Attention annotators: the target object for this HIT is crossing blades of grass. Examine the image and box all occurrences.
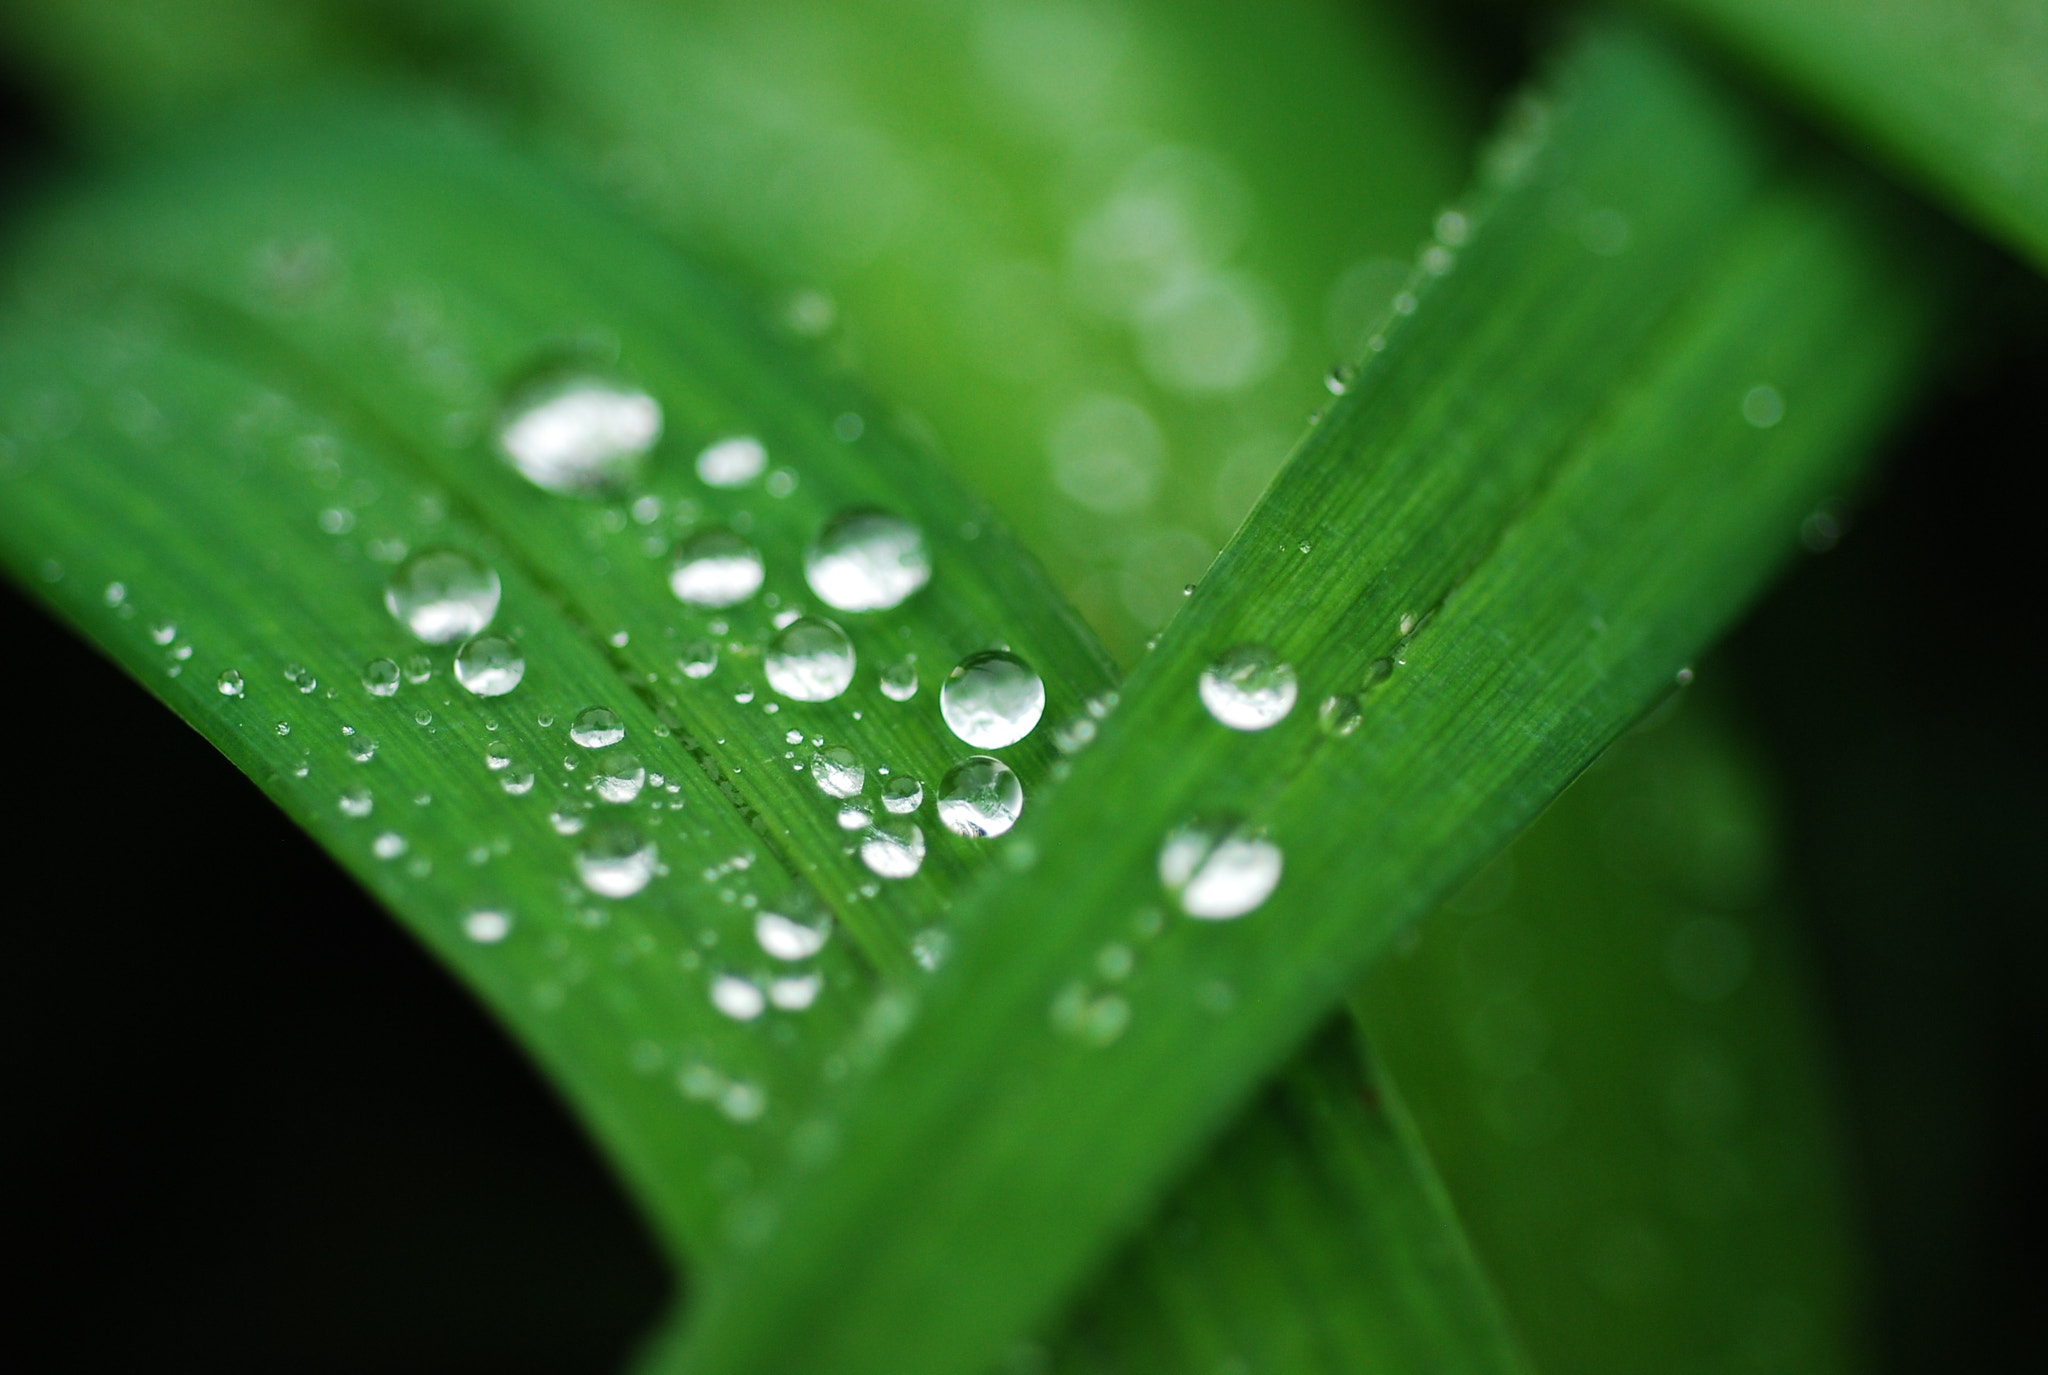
[1642,0,2048,273]
[663,23,1945,1375]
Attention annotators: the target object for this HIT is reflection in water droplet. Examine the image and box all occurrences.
[669,528,763,608]
[941,650,1045,748]
[453,635,524,696]
[881,775,924,814]
[879,658,918,701]
[765,617,856,702]
[680,640,718,679]
[591,749,646,804]
[712,974,766,1021]
[570,706,625,748]
[804,511,931,612]
[464,909,512,943]
[810,745,865,799]
[696,435,768,488]
[385,549,501,644]
[936,756,1024,838]
[1158,817,1283,919]
[756,911,830,961]
[497,373,661,493]
[362,658,400,697]
[860,817,926,879]
[1317,693,1362,736]
[338,786,372,818]
[217,669,244,697]
[1199,645,1296,730]
[577,824,657,897]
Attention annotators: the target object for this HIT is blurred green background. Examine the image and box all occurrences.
[0,2,2040,1372]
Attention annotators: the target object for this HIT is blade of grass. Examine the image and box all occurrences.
[664,23,1946,1375]
[1637,0,2048,274]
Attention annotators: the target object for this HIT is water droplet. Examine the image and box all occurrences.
[497,372,661,493]
[485,740,512,770]
[765,617,856,702]
[570,706,625,748]
[879,657,918,702]
[911,928,951,972]
[1198,645,1296,730]
[384,549,501,644]
[346,735,378,763]
[733,684,755,705]
[104,581,127,607]
[1052,717,1097,753]
[696,435,768,488]
[809,745,864,799]
[577,825,657,897]
[282,662,316,693]
[1097,943,1135,981]
[860,817,926,879]
[1049,982,1130,1045]
[403,654,434,684]
[936,756,1024,838]
[1741,384,1784,428]
[837,801,874,830]
[669,528,763,608]
[881,775,923,814]
[940,650,1044,748]
[372,832,407,859]
[414,708,434,726]
[550,799,590,835]
[464,909,512,943]
[769,973,822,1010]
[276,722,291,736]
[679,639,718,679]
[1158,818,1283,919]
[362,658,400,696]
[804,511,931,612]
[453,635,524,697]
[502,771,535,795]
[591,750,646,804]
[756,911,830,961]
[216,669,245,697]
[1317,693,1363,737]
[338,786,373,818]
[711,974,765,1021]
[148,619,177,646]
[1325,363,1355,395]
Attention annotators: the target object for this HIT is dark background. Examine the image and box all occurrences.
[2,21,2042,1375]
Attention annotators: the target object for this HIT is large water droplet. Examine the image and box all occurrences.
[670,528,763,608]
[570,706,625,748]
[879,658,918,701]
[1198,645,1296,730]
[810,745,864,799]
[497,373,661,494]
[756,911,830,961]
[362,657,400,697]
[696,435,767,488]
[1158,817,1283,919]
[936,756,1024,838]
[941,650,1044,748]
[881,775,924,814]
[454,635,524,697]
[591,750,646,804]
[385,549,501,644]
[804,511,931,612]
[860,817,926,879]
[577,825,657,897]
[765,617,856,702]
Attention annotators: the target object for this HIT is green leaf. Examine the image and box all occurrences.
[665,24,1942,1375]
[1641,0,2048,273]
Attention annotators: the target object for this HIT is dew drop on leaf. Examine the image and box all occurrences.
[453,635,524,697]
[881,775,924,814]
[696,435,767,488]
[1158,817,1283,919]
[569,705,625,748]
[496,372,661,494]
[463,909,512,943]
[770,974,823,1010]
[936,756,1024,838]
[809,744,865,799]
[756,911,830,961]
[403,654,434,684]
[338,786,372,818]
[1198,645,1297,730]
[148,619,177,646]
[550,799,591,835]
[859,817,926,879]
[711,974,766,1022]
[216,669,244,697]
[838,801,874,831]
[372,832,406,860]
[1317,692,1363,736]
[502,770,536,796]
[591,749,646,804]
[384,549,501,644]
[765,616,856,702]
[804,510,931,612]
[940,650,1045,748]
[362,657,400,696]
[679,639,718,679]
[879,657,918,701]
[485,741,512,771]
[669,528,764,608]
[576,824,656,897]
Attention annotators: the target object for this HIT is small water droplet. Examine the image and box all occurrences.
[804,511,931,612]
[669,528,763,608]
[212,668,245,698]
[837,801,874,831]
[1325,363,1355,395]
[414,708,434,726]
[833,412,864,442]
[810,745,864,799]
[464,909,512,943]
[103,581,127,607]
[1097,943,1135,981]
[550,799,590,835]
[756,911,830,961]
[696,435,768,488]
[404,654,434,684]
[733,684,756,705]
[569,706,625,748]
[881,775,923,814]
[576,824,657,897]
[372,831,407,860]
[275,721,291,736]
[485,740,512,770]
[1052,717,1097,753]
[911,927,952,972]
[453,635,524,697]
[860,817,926,879]
[711,974,765,1021]
[936,756,1024,838]
[679,639,719,679]
[1198,646,1296,730]
[1317,693,1363,737]
[148,619,177,646]
[769,973,822,1010]
[765,617,856,702]
[347,735,378,763]
[940,650,1044,748]
[879,658,918,702]
[362,658,400,696]
[1158,818,1283,919]
[385,549,501,644]
[497,371,661,493]
[338,786,373,818]
[502,771,535,795]
[1742,384,1784,428]
[591,750,646,804]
